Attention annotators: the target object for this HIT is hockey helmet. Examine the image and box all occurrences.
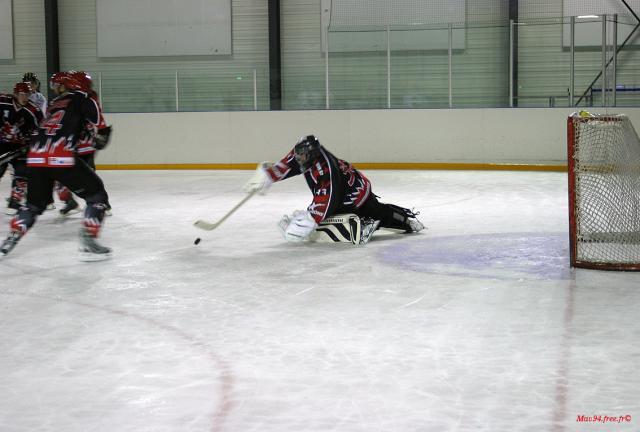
[14,82,33,95]
[22,72,40,89]
[49,71,68,89]
[294,135,321,170]
[60,75,83,91]
[69,70,93,92]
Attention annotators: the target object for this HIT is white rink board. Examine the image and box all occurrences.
[98,108,640,166]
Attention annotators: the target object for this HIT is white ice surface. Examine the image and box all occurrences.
[0,170,638,432]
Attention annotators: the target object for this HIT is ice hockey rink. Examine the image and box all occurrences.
[0,169,637,432]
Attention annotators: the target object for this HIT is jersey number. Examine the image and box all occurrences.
[42,110,65,136]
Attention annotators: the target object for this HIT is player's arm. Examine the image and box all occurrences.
[243,148,302,194]
[306,164,341,224]
[79,92,100,126]
[21,104,43,137]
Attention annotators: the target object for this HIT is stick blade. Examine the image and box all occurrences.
[194,220,218,231]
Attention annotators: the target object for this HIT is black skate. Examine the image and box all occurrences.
[403,208,425,233]
[59,198,80,217]
[406,217,425,233]
[5,198,20,216]
[79,228,112,262]
[388,204,425,233]
[0,231,22,257]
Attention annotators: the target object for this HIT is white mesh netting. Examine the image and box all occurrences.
[571,114,640,268]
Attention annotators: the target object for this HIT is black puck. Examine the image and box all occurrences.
[194,237,201,245]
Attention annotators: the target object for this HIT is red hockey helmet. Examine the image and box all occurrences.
[13,82,33,95]
[69,70,93,92]
[50,71,82,91]
[60,75,83,91]
[49,71,69,89]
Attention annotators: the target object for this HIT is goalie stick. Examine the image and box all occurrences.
[194,190,258,231]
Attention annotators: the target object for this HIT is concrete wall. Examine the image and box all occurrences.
[97,108,640,167]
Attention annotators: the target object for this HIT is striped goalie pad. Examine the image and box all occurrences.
[314,214,379,245]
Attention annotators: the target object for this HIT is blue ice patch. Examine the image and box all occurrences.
[378,232,571,281]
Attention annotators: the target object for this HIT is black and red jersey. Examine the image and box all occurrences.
[76,91,107,156]
[0,94,43,150]
[28,90,99,168]
[266,146,372,223]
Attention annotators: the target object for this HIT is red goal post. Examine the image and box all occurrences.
[568,112,640,271]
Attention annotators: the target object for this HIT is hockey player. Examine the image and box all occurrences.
[56,70,113,217]
[0,73,111,261]
[244,135,424,243]
[0,82,44,214]
[22,72,47,115]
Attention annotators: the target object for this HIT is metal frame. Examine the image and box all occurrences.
[567,114,640,271]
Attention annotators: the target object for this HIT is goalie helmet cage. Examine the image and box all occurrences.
[567,113,640,271]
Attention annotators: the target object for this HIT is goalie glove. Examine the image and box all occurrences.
[243,161,273,194]
[278,210,317,242]
[94,125,113,150]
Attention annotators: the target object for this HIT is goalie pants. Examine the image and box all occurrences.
[11,158,109,237]
[349,195,414,231]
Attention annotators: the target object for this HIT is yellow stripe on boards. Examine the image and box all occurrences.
[96,162,568,172]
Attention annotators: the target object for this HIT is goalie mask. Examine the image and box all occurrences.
[294,135,321,171]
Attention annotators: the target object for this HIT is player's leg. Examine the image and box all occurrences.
[355,195,424,232]
[54,160,111,260]
[79,152,111,215]
[5,158,28,215]
[56,183,80,216]
[0,162,9,211]
[0,168,53,257]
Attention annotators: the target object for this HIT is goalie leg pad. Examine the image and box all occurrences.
[315,214,379,245]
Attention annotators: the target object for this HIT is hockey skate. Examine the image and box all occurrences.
[406,217,425,233]
[5,198,20,216]
[0,231,22,257]
[59,198,80,217]
[79,228,111,262]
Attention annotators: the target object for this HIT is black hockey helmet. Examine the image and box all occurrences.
[22,72,40,90]
[294,135,321,170]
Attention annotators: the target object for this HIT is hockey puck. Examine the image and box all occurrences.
[194,237,201,245]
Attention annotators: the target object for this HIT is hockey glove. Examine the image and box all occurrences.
[243,161,273,194]
[1,122,19,142]
[94,125,113,150]
[280,210,317,242]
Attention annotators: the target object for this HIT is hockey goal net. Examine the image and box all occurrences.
[568,112,640,270]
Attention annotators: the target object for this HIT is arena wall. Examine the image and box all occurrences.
[96,108,640,170]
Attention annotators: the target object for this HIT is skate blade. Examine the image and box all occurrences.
[78,251,112,262]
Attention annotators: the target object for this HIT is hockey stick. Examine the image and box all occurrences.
[0,145,28,166]
[194,190,258,231]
